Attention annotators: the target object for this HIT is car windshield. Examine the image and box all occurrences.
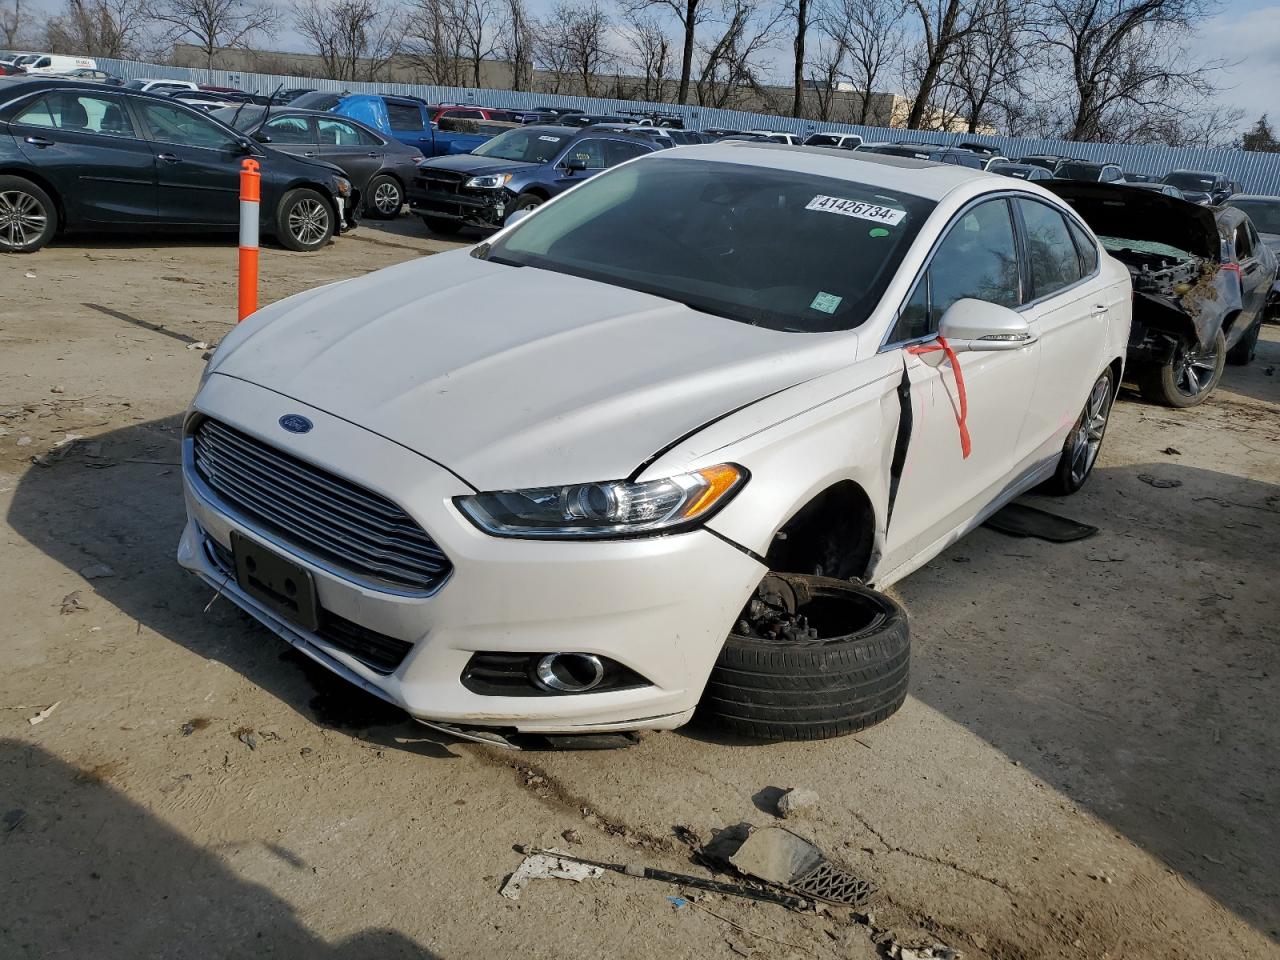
[1225,200,1280,234]
[212,105,265,130]
[483,156,935,333]
[472,128,566,163]
[1163,172,1216,190]
[1058,163,1104,180]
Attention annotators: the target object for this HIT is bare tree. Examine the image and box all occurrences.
[622,13,672,100]
[543,0,610,97]
[625,0,709,104]
[804,34,844,121]
[404,0,467,85]
[293,0,400,81]
[695,0,782,109]
[901,0,984,129]
[43,0,152,57]
[499,0,535,90]
[148,0,279,70]
[786,0,810,116]
[824,0,904,124]
[451,0,498,87]
[1,0,28,47]
[944,0,1026,132]
[1033,0,1227,142]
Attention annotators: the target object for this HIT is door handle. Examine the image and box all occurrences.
[157,152,182,163]
[1091,303,1109,316]
[24,135,53,147]
[303,151,315,157]
[366,152,381,158]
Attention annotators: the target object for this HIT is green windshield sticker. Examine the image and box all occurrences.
[869,227,890,238]
[810,292,843,314]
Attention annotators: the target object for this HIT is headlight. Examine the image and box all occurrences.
[332,176,352,197]
[456,464,747,539]
[465,173,513,189]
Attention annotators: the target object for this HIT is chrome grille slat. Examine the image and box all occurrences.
[192,419,451,592]
[194,433,446,563]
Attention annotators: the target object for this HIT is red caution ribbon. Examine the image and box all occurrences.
[906,337,971,459]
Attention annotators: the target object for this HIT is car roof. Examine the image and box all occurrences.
[1225,194,1280,203]
[667,140,1016,201]
[0,75,225,107]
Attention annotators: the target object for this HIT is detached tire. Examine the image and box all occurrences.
[276,188,334,252]
[0,176,57,253]
[700,577,909,742]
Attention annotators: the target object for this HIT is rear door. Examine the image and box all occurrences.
[130,96,244,226]
[1235,220,1269,322]
[314,116,384,190]
[8,89,155,224]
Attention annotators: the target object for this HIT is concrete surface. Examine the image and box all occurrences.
[1,220,1277,960]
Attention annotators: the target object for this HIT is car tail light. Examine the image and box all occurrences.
[1221,262,1242,277]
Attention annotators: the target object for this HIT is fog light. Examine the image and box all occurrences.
[535,653,605,693]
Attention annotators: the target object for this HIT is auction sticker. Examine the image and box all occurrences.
[538,135,561,142]
[805,195,905,225]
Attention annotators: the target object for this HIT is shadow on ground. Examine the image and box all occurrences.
[6,414,1279,941]
[0,739,440,959]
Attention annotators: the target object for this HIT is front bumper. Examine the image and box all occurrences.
[178,375,765,733]
[407,184,505,228]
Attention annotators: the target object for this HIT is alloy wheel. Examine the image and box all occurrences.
[0,190,47,250]
[1173,340,1219,398]
[1069,374,1112,487]
[373,181,400,215]
[287,198,330,246]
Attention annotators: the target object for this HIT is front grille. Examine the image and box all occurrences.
[191,418,450,593]
[203,536,413,674]
[416,170,464,194]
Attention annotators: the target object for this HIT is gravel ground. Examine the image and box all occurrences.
[2,221,1277,960]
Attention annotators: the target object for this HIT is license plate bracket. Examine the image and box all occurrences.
[230,531,320,632]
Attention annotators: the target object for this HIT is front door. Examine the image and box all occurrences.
[9,89,156,224]
[129,97,244,226]
[880,197,1040,572]
[256,113,318,162]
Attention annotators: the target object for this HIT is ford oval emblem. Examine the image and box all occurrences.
[278,414,313,434]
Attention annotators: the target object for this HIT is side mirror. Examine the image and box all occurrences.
[235,137,255,154]
[252,130,271,143]
[936,298,1036,352]
[505,207,534,227]
[564,155,587,174]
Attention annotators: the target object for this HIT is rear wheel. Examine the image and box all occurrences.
[1044,367,1114,495]
[0,176,57,253]
[420,215,463,235]
[276,188,334,251]
[1226,316,1262,366]
[1138,329,1225,407]
[699,575,910,742]
[365,175,403,219]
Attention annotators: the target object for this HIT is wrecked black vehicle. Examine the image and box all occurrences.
[1048,182,1278,406]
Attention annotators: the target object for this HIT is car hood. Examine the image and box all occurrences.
[1044,181,1220,259]
[418,153,536,176]
[208,251,853,490]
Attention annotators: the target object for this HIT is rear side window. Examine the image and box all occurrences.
[604,139,651,165]
[13,92,136,138]
[1234,223,1253,259]
[386,102,424,131]
[318,117,377,146]
[1066,217,1099,275]
[1017,199,1084,298]
[568,138,610,169]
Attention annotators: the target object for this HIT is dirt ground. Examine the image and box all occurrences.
[2,220,1277,960]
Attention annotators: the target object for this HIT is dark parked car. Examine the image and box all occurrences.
[214,105,421,219]
[802,131,863,150]
[1049,182,1278,404]
[1160,170,1240,205]
[559,113,629,127]
[0,77,357,253]
[987,162,1054,181]
[271,87,316,104]
[52,68,123,85]
[407,123,661,234]
[1224,195,1280,318]
[859,142,986,168]
[1055,160,1125,183]
[1126,182,1184,199]
[1015,154,1070,172]
[664,129,710,145]
[1123,171,1155,183]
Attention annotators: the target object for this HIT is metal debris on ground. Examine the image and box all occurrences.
[896,946,962,959]
[1162,446,1182,455]
[501,848,604,901]
[59,590,88,614]
[729,826,874,906]
[186,341,210,351]
[79,563,116,580]
[775,788,820,819]
[27,701,62,726]
[1138,474,1182,488]
[237,729,258,750]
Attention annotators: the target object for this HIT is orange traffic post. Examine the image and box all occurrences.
[237,158,260,322]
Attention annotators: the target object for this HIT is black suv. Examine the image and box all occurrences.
[0,76,357,253]
[1161,170,1241,205]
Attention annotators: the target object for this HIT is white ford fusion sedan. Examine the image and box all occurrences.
[179,142,1131,744]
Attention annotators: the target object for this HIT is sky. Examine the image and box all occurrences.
[23,0,1280,133]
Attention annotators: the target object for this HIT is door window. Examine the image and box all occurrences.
[385,102,424,131]
[1017,199,1084,298]
[567,139,610,169]
[442,108,484,119]
[14,91,137,138]
[888,199,1020,342]
[604,139,651,165]
[261,115,314,144]
[1234,222,1253,260]
[1066,217,1099,275]
[135,99,238,150]
[317,117,373,146]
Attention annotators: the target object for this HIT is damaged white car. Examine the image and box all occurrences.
[179,144,1130,745]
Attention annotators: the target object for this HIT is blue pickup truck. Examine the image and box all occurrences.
[288,92,510,156]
